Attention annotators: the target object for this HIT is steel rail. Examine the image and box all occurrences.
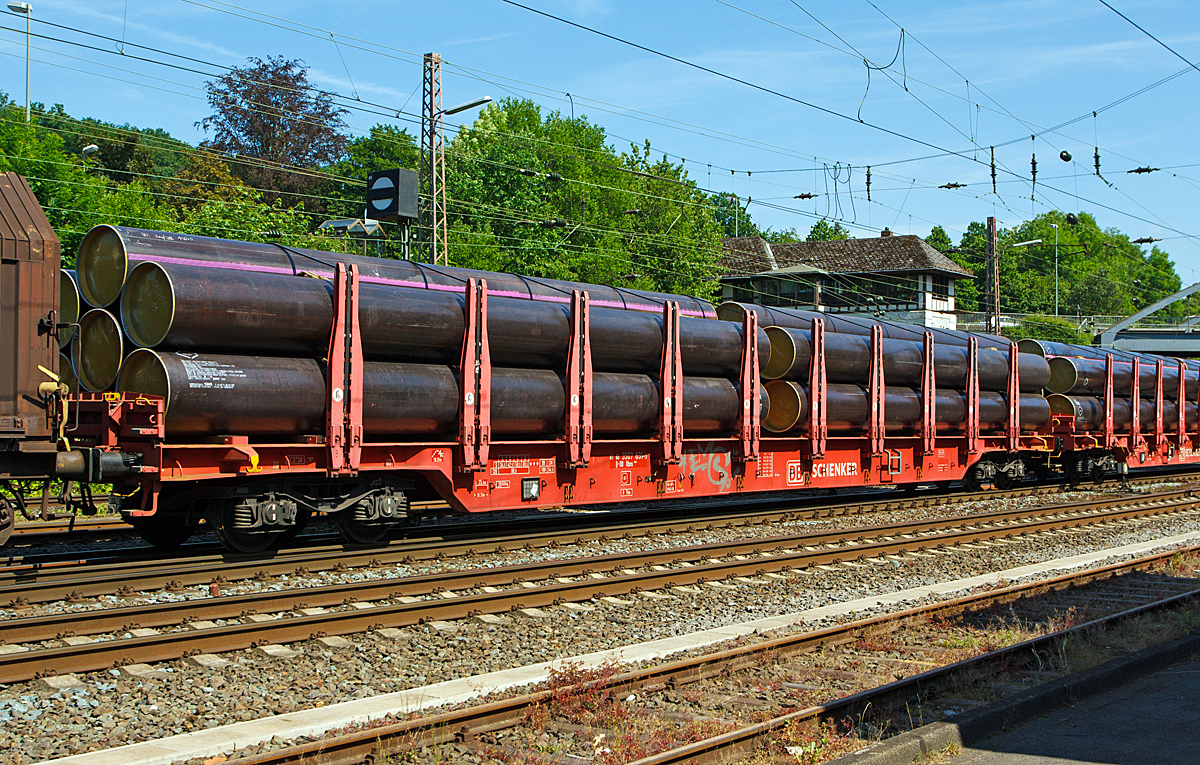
[10,517,131,541]
[0,491,1195,683]
[228,544,1200,765]
[2,467,1186,566]
[0,489,1053,602]
[0,475,1181,606]
[3,489,1191,645]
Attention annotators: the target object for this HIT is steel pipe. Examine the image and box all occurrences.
[1018,339,1199,373]
[59,269,87,348]
[1047,393,1198,432]
[763,380,1049,434]
[717,302,1009,349]
[762,326,1050,392]
[75,308,124,392]
[1046,356,1199,397]
[76,224,716,318]
[119,261,768,376]
[57,351,77,393]
[117,350,766,438]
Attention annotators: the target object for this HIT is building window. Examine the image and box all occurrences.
[932,276,950,297]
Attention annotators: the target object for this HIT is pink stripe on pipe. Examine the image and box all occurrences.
[128,252,716,317]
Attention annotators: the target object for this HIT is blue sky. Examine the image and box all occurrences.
[3,0,1200,281]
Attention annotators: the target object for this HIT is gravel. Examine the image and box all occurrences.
[0,483,1159,622]
[1,481,1198,762]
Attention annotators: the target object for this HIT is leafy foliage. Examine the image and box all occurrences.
[1001,315,1094,344]
[197,56,348,207]
[446,99,723,297]
[806,219,850,242]
[0,50,1188,316]
[952,211,1183,322]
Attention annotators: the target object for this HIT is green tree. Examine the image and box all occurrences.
[806,219,849,241]
[762,226,803,244]
[955,211,1184,336]
[198,56,348,207]
[445,99,722,298]
[924,225,952,252]
[710,191,759,239]
[0,98,174,259]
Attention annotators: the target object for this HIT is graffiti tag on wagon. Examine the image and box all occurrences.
[684,444,733,490]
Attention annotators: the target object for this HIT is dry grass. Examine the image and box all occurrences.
[1053,605,1198,676]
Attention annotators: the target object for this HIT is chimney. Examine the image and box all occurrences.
[880,228,893,238]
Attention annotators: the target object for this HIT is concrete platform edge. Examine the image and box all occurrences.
[828,631,1200,765]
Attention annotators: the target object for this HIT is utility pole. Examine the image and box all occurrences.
[1050,223,1059,316]
[421,52,448,266]
[8,3,32,123]
[987,216,1000,334]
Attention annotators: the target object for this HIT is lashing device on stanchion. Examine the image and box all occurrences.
[1131,358,1143,451]
[1006,340,1021,452]
[737,310,760,463]
[326,263,363,476]
[564,290,593,468]
[867,325,885,457]
[920,332,936,457]
[1103,354,1116,450]
[808,318,827,460]
[1153,360,1165,451]
[459,278,492,472]
[1176,360,1187,448]
[966,337,980,454]
[657,301,683,465]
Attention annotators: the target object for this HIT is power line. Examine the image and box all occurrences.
[497,0,984,160]
[1096,0,1200,75]
[9,3,1197,269]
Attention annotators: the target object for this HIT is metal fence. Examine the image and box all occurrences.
[953,312,1200,334]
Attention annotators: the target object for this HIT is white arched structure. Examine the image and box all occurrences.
[1100,282,1200,353]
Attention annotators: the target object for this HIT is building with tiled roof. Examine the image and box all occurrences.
[718,229,973,329]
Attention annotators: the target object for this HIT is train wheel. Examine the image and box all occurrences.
[962,465,985,492]
[333,511,393,545]
[0,497,14,546]
[994,471,1017,490]
[210,502,282,554]
[128,513,196,548]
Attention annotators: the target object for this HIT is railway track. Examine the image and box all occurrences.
[3,468,1191,559]
[8,516,131,544]
[227,544,1200,765]
[1,487,1196,684]
[3,472,1188,606]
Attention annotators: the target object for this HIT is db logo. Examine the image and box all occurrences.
[786,461,805,486]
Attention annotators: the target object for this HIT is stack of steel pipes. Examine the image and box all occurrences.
[56,269,84,393]
[1018,339,1200,373]
[71,225,768,439]
[1043,354,1200,432]
[719,302,1053,435]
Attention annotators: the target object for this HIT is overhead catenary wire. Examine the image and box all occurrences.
[12,0,1175,254]
[4,2,1195,275]
[171,0,1200,233]
[0,18,979,245]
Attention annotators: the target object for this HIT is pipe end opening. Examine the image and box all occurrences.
[76,225,129,308]
[118,348,170,404]
[763,380,807,433]
[122,261,176,348]
[76,309,124,392]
